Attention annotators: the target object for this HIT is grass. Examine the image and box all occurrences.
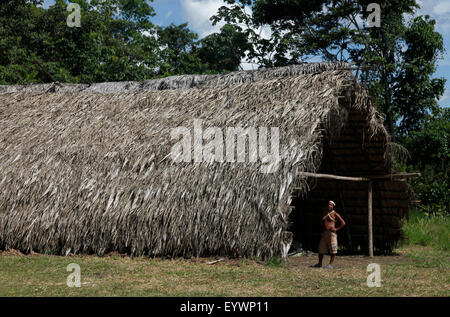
[0,245,448,297]
[1,211,448,297]
[402,210,450,251]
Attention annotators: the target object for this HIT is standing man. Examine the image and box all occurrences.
[312,200,346,268]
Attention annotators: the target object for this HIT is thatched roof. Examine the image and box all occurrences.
[0,62,395,258]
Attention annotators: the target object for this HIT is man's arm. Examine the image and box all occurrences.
[333,212,346,231]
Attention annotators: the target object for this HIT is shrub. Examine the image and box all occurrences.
[403,210,450,251]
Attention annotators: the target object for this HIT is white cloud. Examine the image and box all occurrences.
[433,2,450,15]
[439,88,449,102]
[180,0,271,38]
[415,0,450,33]
[413,0,450,99]
[41,0,55,8]
[240,62,257,70]
[180,0,274,69]
[180,0,226,38]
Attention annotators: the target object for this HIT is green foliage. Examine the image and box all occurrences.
[0,0,161,84]
[212,0,448,216]
[0,1,248,83]
[212,1,446,137]
[156,23,203,76]
[402,109,449,167]
[155,22,252,76]
[390,15,446,135]
[403,210,449,251]
[197,24,251,73]
[399,109,449,214]
[408,166,448,215]
[265,256,283,267]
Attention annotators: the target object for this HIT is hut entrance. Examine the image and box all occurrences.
[287,104,418,256]
[289,179,358,255]
[288,172,418,256]
[288,110,375,255]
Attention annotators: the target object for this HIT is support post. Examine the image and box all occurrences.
[368,181,373,257]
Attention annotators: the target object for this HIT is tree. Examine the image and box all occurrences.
[197,24,251,73]
[156,23,203,76]
[155,22,251,76]
[401,109,450,214]
[0,0,47,84]
[0,0,160,84]
[0,1,249,82]
[211,0,446,136]
[393,16,446,134]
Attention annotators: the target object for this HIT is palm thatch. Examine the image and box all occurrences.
[0,62,409,258]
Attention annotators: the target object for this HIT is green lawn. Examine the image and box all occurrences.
[1,211,448,297]
[0,245,448,296]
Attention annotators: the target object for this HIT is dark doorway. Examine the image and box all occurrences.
[289,179,355,254]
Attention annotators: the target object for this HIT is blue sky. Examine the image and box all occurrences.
[43,0,450,107]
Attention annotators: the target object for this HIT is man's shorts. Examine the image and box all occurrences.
[318,230,338,255]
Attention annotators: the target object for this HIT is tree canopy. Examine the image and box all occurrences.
[212,0,446,137]
[0,0,162,83]
[0,0,250,85]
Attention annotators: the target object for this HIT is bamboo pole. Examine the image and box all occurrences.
[367,173,421,180]
[295,171,420,257]
[368,181,373,257]
[296,171,420,182]
[297,172,369,182]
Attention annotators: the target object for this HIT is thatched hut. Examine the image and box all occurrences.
[0,62,410,258]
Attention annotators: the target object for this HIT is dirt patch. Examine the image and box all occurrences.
[0,248,412,268]
[286,252,414,269]
[0,249,26,256]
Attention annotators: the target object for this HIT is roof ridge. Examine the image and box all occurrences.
[0,62,353,95]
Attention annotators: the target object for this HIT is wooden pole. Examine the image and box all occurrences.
[366,172,421,180]
[295,170,420,257]
[297,171,420,181]
[297,172,369,182]
[368,181,373,257]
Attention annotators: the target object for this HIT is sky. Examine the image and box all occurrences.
[42,0,450,107]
